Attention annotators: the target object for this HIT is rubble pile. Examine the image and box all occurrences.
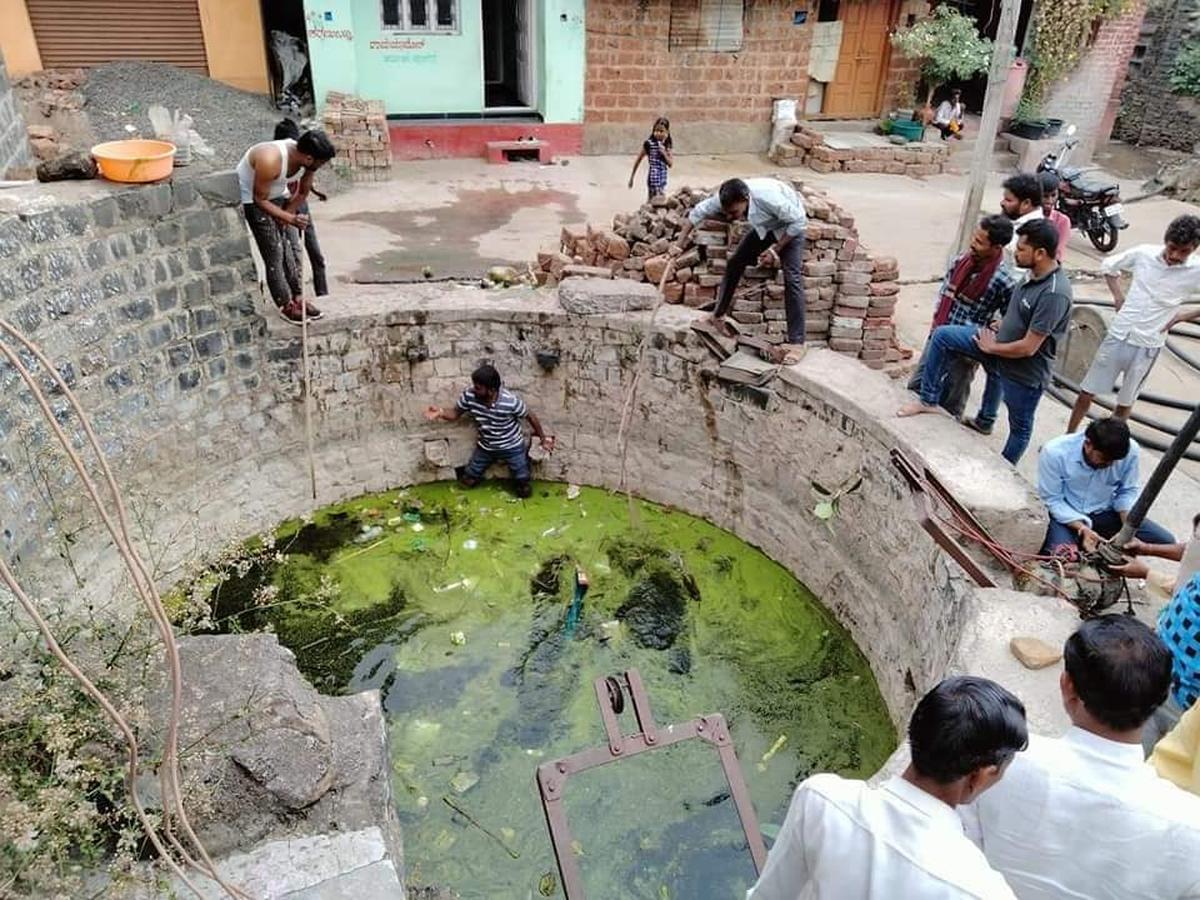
[772,124,949,176]
[321,91,392,181]
[533,183,906,368]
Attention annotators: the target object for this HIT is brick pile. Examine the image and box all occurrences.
[321,92,391,181]
[533,183,907,369]
[772,124,949,176]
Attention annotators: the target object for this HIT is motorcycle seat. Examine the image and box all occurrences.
[1064,169,1119,195]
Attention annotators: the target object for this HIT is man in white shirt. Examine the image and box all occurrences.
[934,88,966,141]
[964,614,1200,899]
[748,676,1025,899]
[1067,214,1200,432]
[999,173,1045,273]
[676,177,808,365]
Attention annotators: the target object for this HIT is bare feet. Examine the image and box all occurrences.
[897,401,941,418]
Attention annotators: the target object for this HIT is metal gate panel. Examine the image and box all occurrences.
[26,0,209,73]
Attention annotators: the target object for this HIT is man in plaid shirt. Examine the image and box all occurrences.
[908,215,1017,417]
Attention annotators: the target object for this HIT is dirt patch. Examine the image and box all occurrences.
[340,184,582,282]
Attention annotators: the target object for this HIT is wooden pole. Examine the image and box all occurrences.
[950,0,1021,259]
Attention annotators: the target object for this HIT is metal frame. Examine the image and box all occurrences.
[381,0,460,34]
[890,448,997,588]
[536,670,767,899]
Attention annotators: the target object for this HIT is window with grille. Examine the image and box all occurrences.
[381,0,458,32]
[669,0,745,51]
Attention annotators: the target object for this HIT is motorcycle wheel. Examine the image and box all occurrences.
[1088,219,1118,253]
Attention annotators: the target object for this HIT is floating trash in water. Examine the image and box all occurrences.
[566,484,581,500]
[449,770,479,794]
[433,578,474,593]
[538,872,557,897]
[463,539,479,550]
[355,525,383,543]
[387,516,405,527]
[411,522,425,533]
[541,524,569,538]
[757,733,789,772]
[598,620,621,642]
[449,631,467,646]
[403,510,422,523]
[416,796,429,810]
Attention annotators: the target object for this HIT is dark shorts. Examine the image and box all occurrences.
[464,444,531,482]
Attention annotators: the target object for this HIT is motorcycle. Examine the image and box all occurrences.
[1036,125,1128,252]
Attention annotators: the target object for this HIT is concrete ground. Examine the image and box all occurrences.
[312,148,1200,592]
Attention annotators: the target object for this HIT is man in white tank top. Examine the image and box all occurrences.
[236,129,335,324]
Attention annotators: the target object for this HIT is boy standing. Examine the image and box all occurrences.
[1067,215,1200,432]
[424,364,555,498]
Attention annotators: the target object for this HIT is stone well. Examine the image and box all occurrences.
[0,173,1082,891]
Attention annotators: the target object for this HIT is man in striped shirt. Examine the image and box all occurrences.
[424,364,554,498]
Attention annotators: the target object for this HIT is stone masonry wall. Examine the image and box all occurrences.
[583,0,813,154]
[1042,1,1147,160]
[0,175,1046,725]
[0,50,32,178]
[1114,0,1200,151]
[0,172,271,598]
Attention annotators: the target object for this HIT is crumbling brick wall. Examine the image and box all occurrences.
[0,50,32,178]
[1115,0,1200,151]
[583,0,813,155]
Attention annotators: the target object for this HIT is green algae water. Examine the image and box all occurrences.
[201,482,896,898]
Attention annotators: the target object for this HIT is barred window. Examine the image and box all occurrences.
[381,0,458,32]
[669,0,745,52]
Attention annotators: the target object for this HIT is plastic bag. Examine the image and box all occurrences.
[147,105,214,166]
[271,30,307,90]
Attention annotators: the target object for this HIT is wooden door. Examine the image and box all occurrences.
[823,0,894,117]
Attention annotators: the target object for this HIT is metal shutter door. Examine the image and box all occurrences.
[26,0,209,73]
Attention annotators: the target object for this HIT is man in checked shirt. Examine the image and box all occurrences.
[907,215,1017,418]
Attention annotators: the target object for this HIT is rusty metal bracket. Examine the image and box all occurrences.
[891,448,996,588]
[536,669,767,899]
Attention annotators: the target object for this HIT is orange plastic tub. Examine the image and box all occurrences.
[91,139,176,184]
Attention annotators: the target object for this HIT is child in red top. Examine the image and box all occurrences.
[1040,171,1072,262]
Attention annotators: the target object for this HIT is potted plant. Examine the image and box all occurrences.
[890,7,994,118]
[1009,96,1051,139]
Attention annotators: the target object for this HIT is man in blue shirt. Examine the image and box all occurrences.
[1036,416,1175,555]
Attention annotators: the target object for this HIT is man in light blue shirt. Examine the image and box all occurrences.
[1037,416,1175,555]
[676,178,808,365]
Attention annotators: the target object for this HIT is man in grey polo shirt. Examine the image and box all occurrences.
[900,219,1073,464]
[675,177,808,365]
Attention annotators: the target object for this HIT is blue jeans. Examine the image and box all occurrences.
[1042,509,1176,555]
[462,444,531,482]
[918,325,1043,464]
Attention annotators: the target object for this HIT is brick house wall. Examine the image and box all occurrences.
[1042,0,1147,160]
[879,0,932,114]
[1114,0,1200,151]
[583,0,814,155]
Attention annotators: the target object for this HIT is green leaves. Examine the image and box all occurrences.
[1170,44,1200,96]
[889,7,994,92]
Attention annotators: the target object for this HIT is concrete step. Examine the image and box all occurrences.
[164,827,403,899]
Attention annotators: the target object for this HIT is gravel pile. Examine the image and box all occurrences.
[82,61,285,169]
